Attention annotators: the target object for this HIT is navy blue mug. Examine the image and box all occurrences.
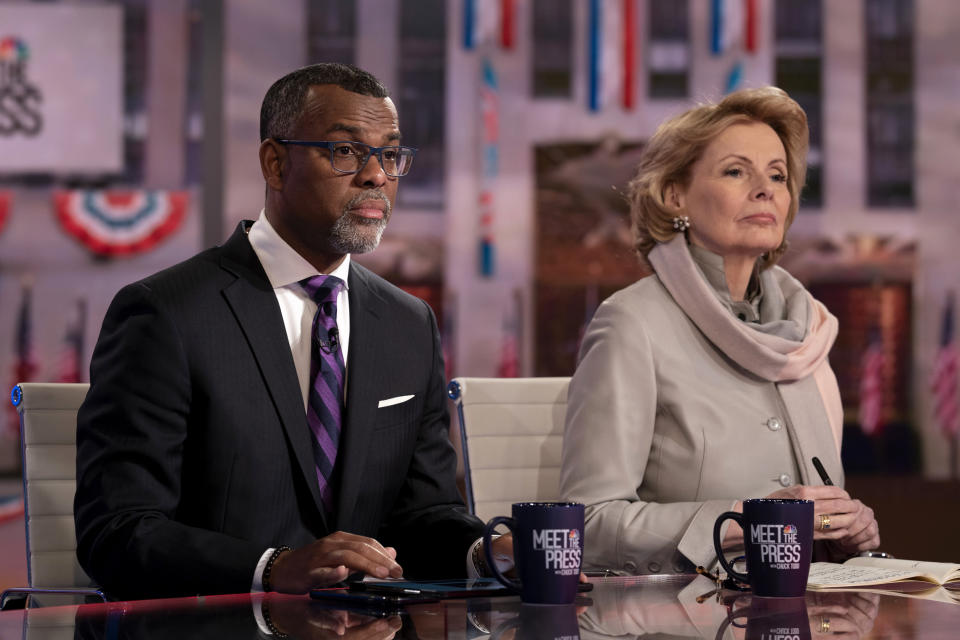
[715,595,811,640]
[483,502,584,605]
[490,604,580,639]
[713,498,814,598]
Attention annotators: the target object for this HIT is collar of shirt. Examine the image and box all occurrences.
[688,243,763,323]
[247,209,351,409]
[247,209,352,290]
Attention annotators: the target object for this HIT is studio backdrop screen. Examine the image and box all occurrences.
[0,4,123,173]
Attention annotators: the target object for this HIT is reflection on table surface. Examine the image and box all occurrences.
[1,574,959,639]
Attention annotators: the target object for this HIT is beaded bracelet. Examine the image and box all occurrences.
[262,546,292,593]
[260,598,289,638]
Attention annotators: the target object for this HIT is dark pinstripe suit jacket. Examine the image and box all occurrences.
[74,222,482,600]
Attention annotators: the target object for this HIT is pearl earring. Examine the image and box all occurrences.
[672,216,690,232]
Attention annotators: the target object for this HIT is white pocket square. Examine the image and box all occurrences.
[378,394,414,408]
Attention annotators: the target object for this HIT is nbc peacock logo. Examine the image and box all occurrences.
[0,35,43,136]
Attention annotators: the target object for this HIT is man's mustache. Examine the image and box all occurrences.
[344,190,392,216]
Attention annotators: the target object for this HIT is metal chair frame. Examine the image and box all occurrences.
[447,379,477,514]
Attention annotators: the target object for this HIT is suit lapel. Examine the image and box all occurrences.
[218,223,328,524]
[336,264,385,529]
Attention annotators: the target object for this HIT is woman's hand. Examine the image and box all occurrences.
[806,591,881,639]
[764,485,880,554]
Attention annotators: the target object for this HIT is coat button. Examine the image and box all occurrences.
[779,473,792,487]
[647,561,661,573]
[766,417,782,431]
[623,561,637,573]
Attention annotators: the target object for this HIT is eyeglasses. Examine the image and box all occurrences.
[276,140,417,177]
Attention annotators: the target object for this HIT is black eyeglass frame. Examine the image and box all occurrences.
[275,139,417,178]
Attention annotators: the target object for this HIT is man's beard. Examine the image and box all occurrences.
[327,190,392,254]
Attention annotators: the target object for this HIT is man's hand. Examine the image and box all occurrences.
[267,594,403,639]
[270,531,403,593]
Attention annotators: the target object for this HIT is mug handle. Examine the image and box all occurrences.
[712,595,753,640]
[483,516,521,590]
[713,511,750,585]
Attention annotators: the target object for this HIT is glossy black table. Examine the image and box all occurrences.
[1,574,959,638]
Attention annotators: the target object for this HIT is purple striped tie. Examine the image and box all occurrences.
[300,275,346,515]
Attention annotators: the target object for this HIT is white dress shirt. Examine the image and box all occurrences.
[247,210,351,409]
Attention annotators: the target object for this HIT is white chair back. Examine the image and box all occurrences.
[447,377,570,523]
[1,382,102,609]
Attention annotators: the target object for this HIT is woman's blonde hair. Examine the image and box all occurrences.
[628,86,809,269]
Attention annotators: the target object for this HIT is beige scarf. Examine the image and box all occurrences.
[648,235,844,456]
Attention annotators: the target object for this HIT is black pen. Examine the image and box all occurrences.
[811,457,833,486]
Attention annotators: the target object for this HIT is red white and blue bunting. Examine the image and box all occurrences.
[0,495,25,526]
[54,190,188,257]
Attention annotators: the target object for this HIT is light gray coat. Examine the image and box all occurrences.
[560,236,844,575]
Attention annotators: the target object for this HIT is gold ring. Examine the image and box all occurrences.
[819,513,831,530]
[819,616,831,633]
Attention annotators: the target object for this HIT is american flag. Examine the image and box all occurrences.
[710,0,759,93]
[858,326,885,435]
[462,0,514,50]
[587,0,637,112]
[496,291,522,378]
[931,293,959,438]
[57,298,87,383]
[0,190,10,236]
[496,331,518,378]
[7,282,37,438]
[477,57,498,277]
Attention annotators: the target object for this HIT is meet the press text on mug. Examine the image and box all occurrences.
[751,524,802,569]
[531,528,582,574]
[766,627,802,640]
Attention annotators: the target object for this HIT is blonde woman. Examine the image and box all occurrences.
[560,87,880,575]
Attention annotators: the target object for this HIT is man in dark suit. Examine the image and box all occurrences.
[75,63,497,600]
